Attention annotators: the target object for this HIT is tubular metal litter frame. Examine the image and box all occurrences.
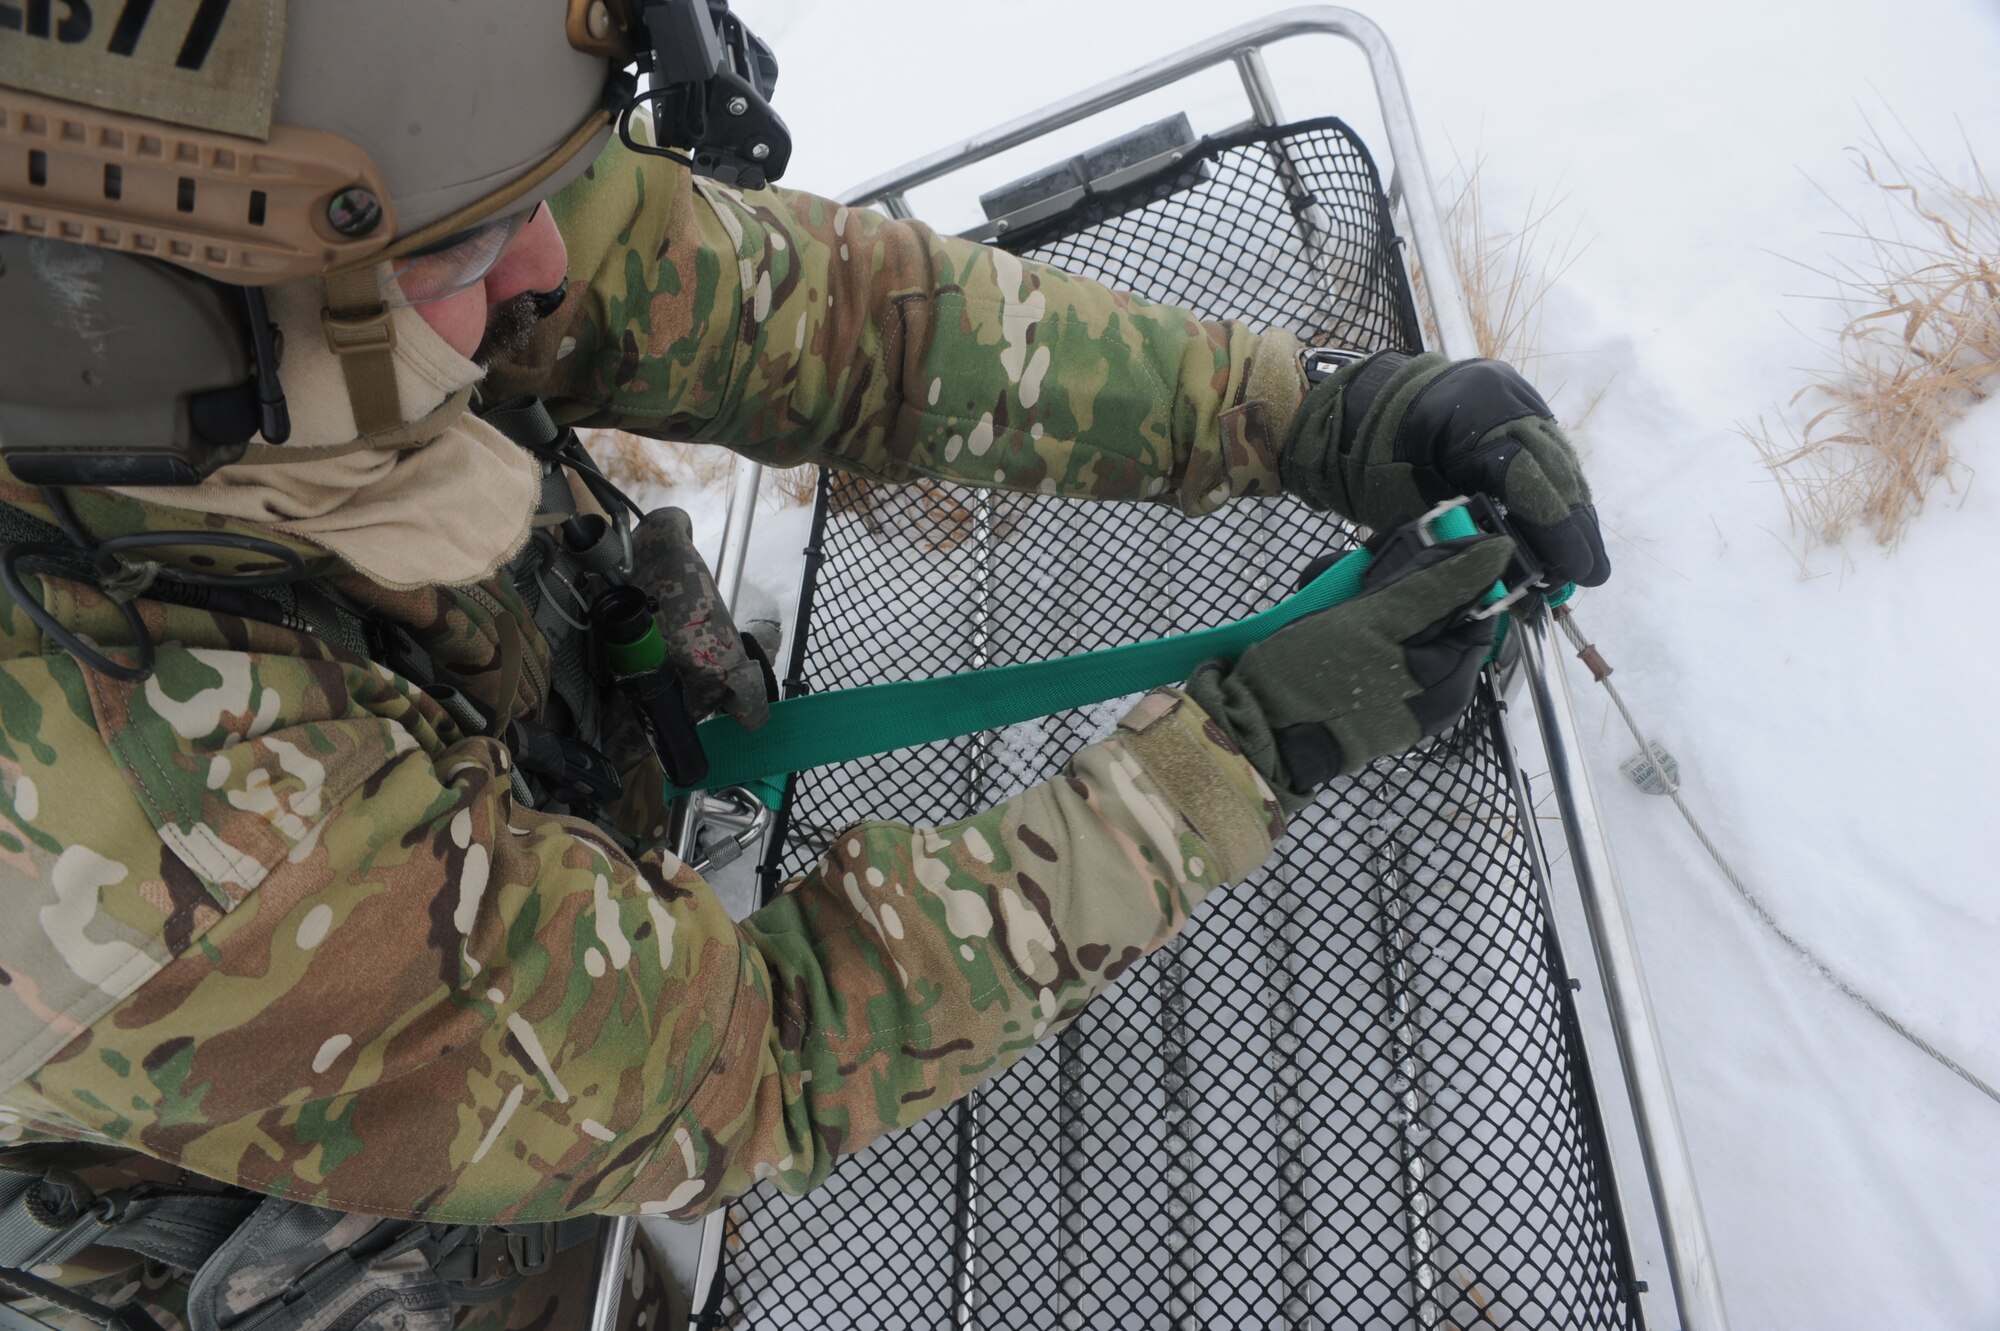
[677,11,1723,1330]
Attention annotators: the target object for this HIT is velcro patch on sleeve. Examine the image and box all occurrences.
[1118,688,1280,885]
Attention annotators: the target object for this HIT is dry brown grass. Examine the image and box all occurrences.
[1437,157,1585,366]
[581,430,724,493]
[770,464,821,505]
[1744,125,1998,550]
[1408,154,1601,437]
[580,429,821,506]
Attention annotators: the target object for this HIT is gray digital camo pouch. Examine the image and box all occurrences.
[186,1201,450,1331]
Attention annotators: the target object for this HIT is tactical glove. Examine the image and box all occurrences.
[1281,352,1610,589]
[630,507,777,730]
[1185,531,1514,814]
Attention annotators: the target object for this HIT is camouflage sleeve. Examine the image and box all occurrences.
[12,663,1280,1220]
[536,142,1305,514]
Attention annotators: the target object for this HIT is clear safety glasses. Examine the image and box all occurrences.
[382,204,543,308]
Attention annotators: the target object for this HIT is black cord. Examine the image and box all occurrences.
[46,481,309,589]
[39,485,98,552]
[0,543,156,683]
[616,97,699,172]
[12,487,313,682]
[91,531,308,588]
[559,445,648,521]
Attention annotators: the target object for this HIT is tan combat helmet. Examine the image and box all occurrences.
[0,0,787,482]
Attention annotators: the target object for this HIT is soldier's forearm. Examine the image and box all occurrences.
[674,687,1285,1210]
[19,687,1277,1223]
[539,142,1305,514]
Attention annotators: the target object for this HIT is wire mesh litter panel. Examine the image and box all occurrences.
[712,121,1641,1330]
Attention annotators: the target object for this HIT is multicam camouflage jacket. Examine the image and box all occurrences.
[0,140,1304,1324]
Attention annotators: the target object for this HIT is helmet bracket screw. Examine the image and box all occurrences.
[727,96,749,117]
[749,141,771,161]
[325,188,384,238]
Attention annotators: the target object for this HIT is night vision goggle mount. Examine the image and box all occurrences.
[615,0,793,189]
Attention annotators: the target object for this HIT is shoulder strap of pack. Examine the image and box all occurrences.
[0,1160,257,1273]
[0,1158,602,1331]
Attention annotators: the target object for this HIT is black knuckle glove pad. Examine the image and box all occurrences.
[1281,351,1611,589]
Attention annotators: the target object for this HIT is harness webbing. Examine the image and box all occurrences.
[677,506,1505,806]
[0,1164,256,1273]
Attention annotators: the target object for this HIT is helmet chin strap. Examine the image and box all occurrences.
[320,267,407,438]
[305,108,615,441]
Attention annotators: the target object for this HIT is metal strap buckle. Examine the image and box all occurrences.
[1411,496,1476,548]
[1466,578,1538,622]
[1414,495,1544,621]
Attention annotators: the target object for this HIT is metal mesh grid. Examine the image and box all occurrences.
[712,121,1640,1330]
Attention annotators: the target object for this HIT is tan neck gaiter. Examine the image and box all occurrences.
[114,278,542,591]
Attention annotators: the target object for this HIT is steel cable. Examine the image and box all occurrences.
[1553,609,2000,1111]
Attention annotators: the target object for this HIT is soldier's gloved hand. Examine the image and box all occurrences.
[1185,532,1514,814]
[1280,352,1610,589]
[630,507,776,730]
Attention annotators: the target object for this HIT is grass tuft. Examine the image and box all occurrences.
[581,430,723,495]
[580,429,822,507]
[1744,122,1997,550]
[1409,152,1599,439]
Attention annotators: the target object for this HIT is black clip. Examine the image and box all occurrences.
[625,0,792,187]
[503,1225,554,1278]
[507,721,625,807]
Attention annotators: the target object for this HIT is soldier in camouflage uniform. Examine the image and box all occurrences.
[0,3,1605,1328]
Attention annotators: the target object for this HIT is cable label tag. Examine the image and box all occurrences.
[1620,744,1680,797]
[0,0,286,139]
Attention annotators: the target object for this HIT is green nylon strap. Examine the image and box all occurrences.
[678,507,1544,809]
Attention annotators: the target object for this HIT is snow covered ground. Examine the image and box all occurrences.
[663,2,2000,1325]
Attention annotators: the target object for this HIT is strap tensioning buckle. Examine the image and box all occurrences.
[1413,494,1546,621]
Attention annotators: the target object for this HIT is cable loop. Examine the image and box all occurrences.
[0,543,157,683]
[2,490,315,683]
[1554,606,2000,1111]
